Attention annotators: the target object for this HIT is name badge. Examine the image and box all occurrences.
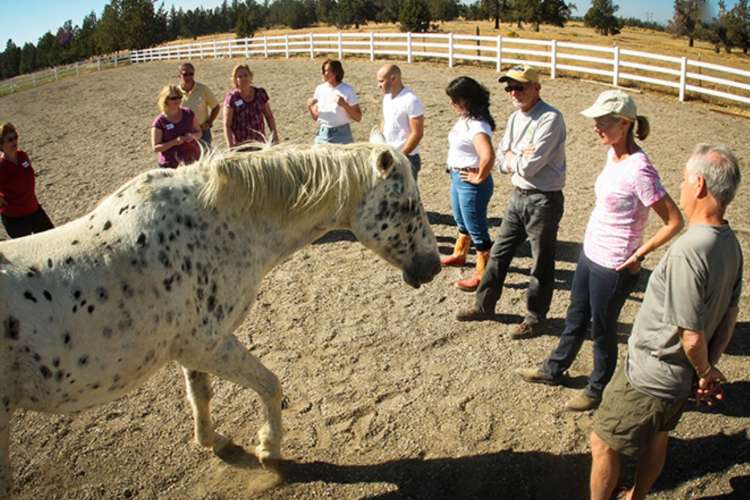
[21,160,30,168]
[234,100,245,108]
[165,123,175,130]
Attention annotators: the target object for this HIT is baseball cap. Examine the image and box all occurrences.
[498,65,540,84]
[581,90,637,120]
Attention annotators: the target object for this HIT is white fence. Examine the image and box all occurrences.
[130,32,750,106]
[0,53,130,96]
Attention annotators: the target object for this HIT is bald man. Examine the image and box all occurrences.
[377,64,425,180]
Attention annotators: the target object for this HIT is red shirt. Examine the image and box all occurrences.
[0,150,40,217]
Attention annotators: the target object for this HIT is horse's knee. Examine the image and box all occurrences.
[185,370,212,403]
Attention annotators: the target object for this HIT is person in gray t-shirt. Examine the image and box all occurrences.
[590,144,743,500]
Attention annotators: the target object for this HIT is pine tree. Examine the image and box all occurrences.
[399,0,432,32]
[670,0,706,47]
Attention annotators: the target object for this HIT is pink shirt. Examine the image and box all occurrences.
[583,149,666,269]
[224,87,269,144]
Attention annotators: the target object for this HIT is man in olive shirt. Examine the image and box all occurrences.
[590,144,743,500]
[178,62,220,145]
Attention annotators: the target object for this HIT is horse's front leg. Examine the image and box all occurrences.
[180,367,231,452]
[177,335,283,464]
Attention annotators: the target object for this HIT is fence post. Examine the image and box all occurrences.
[407,32,413,64]
[369,32,375,61]
[75,62,80,76]
[264,37,268,58]
[448,32,454,68]
[550,40,557,79]
[612,45,620,87]
[285,34,290,59]
[244,38,249,58]
[114,53,118,67]
[309,33,314,59]
[228,40,233,58]
[213,40,218,59]
[679,56,688,102]
[55,66,60,79]
[32,73,37,87]
[496,35,502,72]
[338,32,343,60]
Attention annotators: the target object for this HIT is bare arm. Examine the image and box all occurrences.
[681,327,727,406]
[460,133,495,185]
[306,98,319,121]
[400,115,424,156]
[203,105,220,130]
[338,98,362,122]
[708,306,739,366]
[152,126,183,153]
[263,102,279,144]
[616,193,684,272]
[223,105,235,148]
[187,115,201,141]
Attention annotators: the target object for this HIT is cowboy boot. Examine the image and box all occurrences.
[441,233,471,267]
[456,250,489,292]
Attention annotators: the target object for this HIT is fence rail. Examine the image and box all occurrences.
[127,32,750,107]
[0,53,130,97]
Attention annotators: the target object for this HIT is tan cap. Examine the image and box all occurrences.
[581,90,637,120]
[498,65,540,84]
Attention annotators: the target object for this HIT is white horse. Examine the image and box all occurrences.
[0,142,440,496]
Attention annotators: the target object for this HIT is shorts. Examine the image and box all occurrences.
[592,366,687,457]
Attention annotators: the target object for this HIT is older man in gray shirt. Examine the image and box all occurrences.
[457,65,566,340]
[590,144,743,500]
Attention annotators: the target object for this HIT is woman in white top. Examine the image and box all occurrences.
[306,59,362,144]
[442,76,496,291]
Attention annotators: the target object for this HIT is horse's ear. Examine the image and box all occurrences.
[369,126,386,145]
[374,148,395,178]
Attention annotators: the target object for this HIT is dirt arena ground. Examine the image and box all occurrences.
[1,57,749,499]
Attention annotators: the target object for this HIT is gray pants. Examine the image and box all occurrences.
[475,188,564,323]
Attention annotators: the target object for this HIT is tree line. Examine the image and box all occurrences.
[1,0,749,81]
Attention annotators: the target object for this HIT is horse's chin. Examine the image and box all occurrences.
[402,270,422,289]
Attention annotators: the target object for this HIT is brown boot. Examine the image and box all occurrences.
[441,234,471,267]
[456,250,489,292]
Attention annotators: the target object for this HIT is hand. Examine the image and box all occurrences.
[174,136,184,145]
[460,171,484,185]
[523,144,535,158]
[336,95,347,107]
[183,134,195,143]
[695,366,726,406]
[307,98,317,108]
[502,150,515,173]
[615,254,642,273]
[200,121,212,131]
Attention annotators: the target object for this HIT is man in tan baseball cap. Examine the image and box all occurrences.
[457,63,567,342]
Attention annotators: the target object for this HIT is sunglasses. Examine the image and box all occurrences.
[3,133,18,143]
[167,95,182,101]
[181,72,194,76]
[504,83,526,93]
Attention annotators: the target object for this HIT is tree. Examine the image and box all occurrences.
[584,0,620,35]
[18,43,37,74]
[481,0,512,29]
[670,0,706,47]
[727,0,750,53]
[236,1,265,38]
[511,0,574,32]
[335,0,376,29]
[399,0,432,32]
[428,0,460,23]
[1,40,21,79]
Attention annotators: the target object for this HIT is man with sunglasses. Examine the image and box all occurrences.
[456,65,566,341]
[178,62,220,145]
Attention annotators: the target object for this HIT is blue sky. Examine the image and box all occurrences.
[0,0,740,47]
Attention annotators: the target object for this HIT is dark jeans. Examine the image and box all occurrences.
[475,188,564,322]
[407,154,421,181]
[543,252,640,398]
[201,128,212,146]
[2,206,54,239]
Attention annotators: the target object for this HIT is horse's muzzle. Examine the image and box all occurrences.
[402,252,441,289]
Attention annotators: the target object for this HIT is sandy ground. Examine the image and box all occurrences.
[1,57,749,499]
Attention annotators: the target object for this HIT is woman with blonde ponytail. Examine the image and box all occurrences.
[516,90,684,412]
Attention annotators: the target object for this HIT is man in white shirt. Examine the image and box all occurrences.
[377,64,425,180]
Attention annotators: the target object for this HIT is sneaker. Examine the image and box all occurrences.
[515,367,563,386]
[510,320,542,340]
[455,307,493,322]
[565,391,601,412]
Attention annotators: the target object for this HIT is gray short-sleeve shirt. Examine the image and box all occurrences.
[626,223,743,400]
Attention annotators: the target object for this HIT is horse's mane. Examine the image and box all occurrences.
[199,143,388,216]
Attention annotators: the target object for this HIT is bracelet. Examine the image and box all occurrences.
[697,365,712,378]
[635,253,645,262]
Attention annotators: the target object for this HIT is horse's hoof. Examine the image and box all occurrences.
[255,445,282,468]
[211,433,232,453]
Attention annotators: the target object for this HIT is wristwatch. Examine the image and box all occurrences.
[635,253,645,262]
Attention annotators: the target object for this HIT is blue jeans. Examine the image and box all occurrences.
[543,252,640,398]
[407,154,421,181]
[201,129,212,146]
[475,188,564,323]
[314,123,353,144]
[450,170,493,251]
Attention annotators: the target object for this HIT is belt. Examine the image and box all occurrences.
[451,167,479,173]
[515,187,559,195]
[320,123,350,131]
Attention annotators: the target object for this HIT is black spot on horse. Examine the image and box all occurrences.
[121,282,134,298]
[158,232,166,245]
[40,366,52,379]
[136,233,147,246]
[87,305,95,314]
[47,258,53,268]
[103,221,112,231]
[96,287,109,303]
[23,291,37,303]
[55,371,64,382]
[78,355,89,366]
[64,257,74,265]
[63,332,71,345]
[73,290,81,300]
[52,357,60,367]
[71,240,79,246]
[33,353,41,362]
[158,250,171,268]
[43,290,52,301]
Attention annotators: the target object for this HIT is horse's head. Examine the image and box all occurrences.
[350,146,441,289]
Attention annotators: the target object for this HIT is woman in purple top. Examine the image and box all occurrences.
[151,84,201,168]
[223,64,279,148]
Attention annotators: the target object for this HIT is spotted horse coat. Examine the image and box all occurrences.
[0,142,441,496]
